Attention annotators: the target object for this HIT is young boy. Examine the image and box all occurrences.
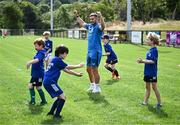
[43,31,53,70]
[26,38,47,105]
[137,32,162,108]
[43,45,84,119]
[102,35,120,80]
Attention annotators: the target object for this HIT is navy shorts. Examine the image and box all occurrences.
[43,80,63,98]
[144,76,157,83]
[30,77,43,86]
[106,59,118,65]
[86,52,102,67]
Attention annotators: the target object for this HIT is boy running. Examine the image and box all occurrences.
[102,35,120,80]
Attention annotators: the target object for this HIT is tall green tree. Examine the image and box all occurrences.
[3,2,23,29]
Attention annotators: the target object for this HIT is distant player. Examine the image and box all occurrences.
[43,45,84,119]
[137,33,162,108]
[43,31,53,70]
[75,10,105,93]
[102,35,120,80]
[26,38,47,105]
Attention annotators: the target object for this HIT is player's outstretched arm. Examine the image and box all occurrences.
[26,59,39,69]
[74,10,86,27]
[97,11,105,31]
[137,58,155,64]
[66,62,84,70]
[63,68,83,77]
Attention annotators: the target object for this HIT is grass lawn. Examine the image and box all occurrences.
[0,36,180,124]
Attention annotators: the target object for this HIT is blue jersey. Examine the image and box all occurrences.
[31,50,46,78]
[104,42,117,61]
[144,47,158,77]
[45,39,53,53]
[84,23,103,54]
[43,57,67,85]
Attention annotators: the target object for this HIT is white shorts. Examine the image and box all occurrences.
[45,53,52,61]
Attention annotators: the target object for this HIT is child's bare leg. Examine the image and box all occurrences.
[143,83,151,104]
[152,82,161,104]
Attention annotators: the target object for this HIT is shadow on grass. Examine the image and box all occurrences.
[28,104,43,115]
[87,93,109,106]
[41,117,63,125]
[147,105,168,118]
[106,79,119,85]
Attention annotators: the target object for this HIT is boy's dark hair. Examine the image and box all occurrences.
[34,38,45,48]
[55,45,69,57]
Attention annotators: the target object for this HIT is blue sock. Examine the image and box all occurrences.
[49,99,59,114]
[54,99,65,116]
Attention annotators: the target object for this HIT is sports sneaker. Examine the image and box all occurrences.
[141,102,148,106]
[87,83,94,92]
[29,101,36,105]
[153,103,162,108]
[53,115,62,119]
[92,85,101,93]
[114,76,121,80]
[112,72,116,79]
[47,112,54,116]
[40,101,47,106]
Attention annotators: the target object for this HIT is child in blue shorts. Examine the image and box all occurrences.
[102,35,120,80]
[137,33,162,108]
[43,45,84,118]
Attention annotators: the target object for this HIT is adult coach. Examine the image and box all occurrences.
[74,10,105,93]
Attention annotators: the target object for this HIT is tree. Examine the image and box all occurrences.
[20,1,41,29]
[3,2,23,29]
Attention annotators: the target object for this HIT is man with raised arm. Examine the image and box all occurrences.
[75,10,105,93]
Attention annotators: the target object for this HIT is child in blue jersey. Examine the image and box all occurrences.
[26,38,47,105]
[102,35,120,80]
[43,31,53,70]
[43,45,84,119]
[137,33,162,108]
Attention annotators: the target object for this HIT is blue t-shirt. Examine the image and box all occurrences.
[43,57,68,85]
[144,47,158,77]
[84,23,103,54]
[104,42,117,61]
[45,39,53,53]
[31,50,46,78]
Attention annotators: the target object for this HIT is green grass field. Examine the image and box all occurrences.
[0,36,180,124]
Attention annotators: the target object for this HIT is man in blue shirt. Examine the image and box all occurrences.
[137,32,162,108]
[43,45,84,119]
[43,31,53,70]
[26,38,47,105]
[102,35,120,80]
[75,10,105,93]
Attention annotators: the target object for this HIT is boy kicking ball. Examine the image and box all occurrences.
[102,35,120,80]
[43,45,84,119]
[26,38,47,105]
[137,33,162,108]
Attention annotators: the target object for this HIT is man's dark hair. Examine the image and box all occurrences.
[55,45,69,57]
